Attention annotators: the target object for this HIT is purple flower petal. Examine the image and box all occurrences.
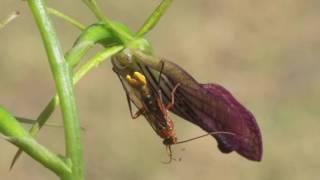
[116,50,263,161]
[200,83,262,161]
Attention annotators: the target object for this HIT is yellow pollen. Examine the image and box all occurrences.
[133,72,146,86]
[126,72,147,87]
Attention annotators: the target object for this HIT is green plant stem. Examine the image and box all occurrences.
[48,7,85,30]
[82,0,133,44]
[73,45,124,82]
[11,137,71,176]
[35,46,123,132]
[11,23,116,169]
[29,46,123,134]
[0,107,70,176]
[11,45,123,169]
[27,0,83,179]
[16,116,66,128]
[135,0,173,37]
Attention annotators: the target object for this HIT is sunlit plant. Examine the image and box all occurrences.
[0,0,262,179]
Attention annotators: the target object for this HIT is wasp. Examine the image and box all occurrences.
[111,50,183,161]
[119,68,180,162]
[128,72,179,139]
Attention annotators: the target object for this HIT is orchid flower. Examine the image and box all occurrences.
[111,49,262,161]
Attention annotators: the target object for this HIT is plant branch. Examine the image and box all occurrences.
[82,0,134,44]
[10,45,123,169]
[27,0,83,179]
[135,0,173,37]
[0,107,70,176]
[48,7,85,30]
[11,22,122,168]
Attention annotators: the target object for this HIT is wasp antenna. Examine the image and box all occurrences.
[174,131,236,145]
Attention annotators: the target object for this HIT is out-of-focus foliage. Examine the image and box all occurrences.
[1,0,319,179]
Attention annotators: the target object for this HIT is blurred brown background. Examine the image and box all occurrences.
[1,0,320,179]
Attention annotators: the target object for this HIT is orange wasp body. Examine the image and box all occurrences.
[125,71,180,160]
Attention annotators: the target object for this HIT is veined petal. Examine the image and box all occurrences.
[131,50,262,161]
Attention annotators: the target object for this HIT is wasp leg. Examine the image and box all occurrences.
[126,93,145,120]
[114,70,140,120]
[132,108,145,119]
[166,83,180,110]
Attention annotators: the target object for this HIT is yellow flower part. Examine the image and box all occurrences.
[126,71,147,88]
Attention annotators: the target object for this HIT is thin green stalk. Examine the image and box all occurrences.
[31,46,123,133]
[135,0,173,37]
[11,45,123,169]
[11,22,120,167]
[10,137,71,176]
[12,138,71,176]
[27,0,83,179]
[82,0,105,21]
[0,108,70,176]
[82,0,133,44]
[48,7,85,30]
[73,45,124,82]
[16,116,66,128]
[58,45,123,109]
[11,94,59,170]
[11,24,115,169]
